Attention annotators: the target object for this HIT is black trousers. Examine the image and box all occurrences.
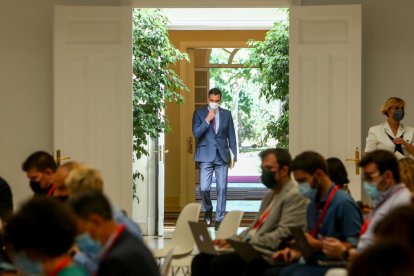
[191,252,271,276]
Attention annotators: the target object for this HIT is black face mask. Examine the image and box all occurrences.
[29,181,50,194]
[261,170,278,189]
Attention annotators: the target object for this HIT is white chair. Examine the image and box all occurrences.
[216,210,244,240]
[153,203,201,260]
[160,247,175,276]
[170,210,244,275]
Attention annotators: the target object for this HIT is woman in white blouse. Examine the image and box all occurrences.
[365,97,414,159]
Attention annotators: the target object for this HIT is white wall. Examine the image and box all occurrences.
[0,0,123,207]
[2,0,414,207]
[302,0,414,148]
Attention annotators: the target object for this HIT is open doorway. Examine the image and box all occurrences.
[193,47,283,215]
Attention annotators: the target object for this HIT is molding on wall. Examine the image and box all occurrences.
[125,0,301,8]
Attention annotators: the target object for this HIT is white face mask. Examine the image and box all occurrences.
[209,102,219,110]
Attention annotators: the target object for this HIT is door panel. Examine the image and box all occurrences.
[54,6,133,213]
[290,5,362,200]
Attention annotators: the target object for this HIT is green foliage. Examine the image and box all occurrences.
[247,14,289,149]
[132,9,189,199]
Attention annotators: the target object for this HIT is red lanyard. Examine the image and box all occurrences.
[253,208,271,230]
[311,185,339,238]
[49,256,72,276]
[102,224,126,258]
[47,184,56,196]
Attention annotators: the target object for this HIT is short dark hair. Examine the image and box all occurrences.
[359,150,400,183]
[327,157,349,186]
[259,148,292,174]
[349,242,414,276]
[374,206,414,250]
[69,190,113,220]
[4,197,77,257]
[0,177,13,221]
[291,151,328,175]
[22,151,57,172]
[208,88,222,97]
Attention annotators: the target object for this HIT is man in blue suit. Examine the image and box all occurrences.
[192,88,237,230]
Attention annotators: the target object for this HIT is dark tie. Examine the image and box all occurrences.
[386,133,404,155]
[211,117,216,133]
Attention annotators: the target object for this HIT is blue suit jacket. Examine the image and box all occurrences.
[192,106,237,163]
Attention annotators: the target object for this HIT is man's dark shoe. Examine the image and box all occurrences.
[214,221,221,231]
[204,211,213,226]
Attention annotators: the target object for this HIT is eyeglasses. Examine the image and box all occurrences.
[363,171,381,182]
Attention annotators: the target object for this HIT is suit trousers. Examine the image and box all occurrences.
[199,150,228,222]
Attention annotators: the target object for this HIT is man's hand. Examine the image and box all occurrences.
[322,237,347,259]
[272,247,301,263]
[213,239,231,249]
[205,109,216,123]
[304,232,323,250]
[229,161,236,169]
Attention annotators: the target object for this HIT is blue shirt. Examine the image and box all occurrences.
[306,184,362,246]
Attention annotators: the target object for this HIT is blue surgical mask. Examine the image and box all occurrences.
[299,182,314,199]
[392,109,405,122]
[76,233,102,256]
[363,181,383,200]
[15,253,43,276]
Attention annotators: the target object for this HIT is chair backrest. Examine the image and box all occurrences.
[160,247,175,276]
[170,203,201,256]
[216,210,243,240]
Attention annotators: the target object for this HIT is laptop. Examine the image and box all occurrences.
[226,239,264,263]
[289,227,347,266]
[188,221,233,255]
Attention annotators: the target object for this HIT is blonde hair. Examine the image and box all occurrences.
[381,97,405,116]
[399,158,414,192]
[64,163,104,193]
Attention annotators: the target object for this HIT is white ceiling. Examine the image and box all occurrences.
[162,8,288,30]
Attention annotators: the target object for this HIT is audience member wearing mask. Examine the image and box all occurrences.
[365,97,414,160]
[264,151,362,276]
[321,150,412,264]
[69,191,158,276]
[52,161,142,274]
[191,148,308,276]
[4,197,87,276]
[21,151,57,196]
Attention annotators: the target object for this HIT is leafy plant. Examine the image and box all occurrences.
[132,9,189,200]
[247,13,289,149]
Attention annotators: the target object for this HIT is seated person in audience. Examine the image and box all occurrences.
[21,151,57,196]
[52,161,142,274]
[348,242,414,276]
[321,150,412,264]
[398,157,414,193]
[264,151,362,276]
[68,190,159,276]
[327,157,351,195]
[191,148,308,276]
[4,197,88,276]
